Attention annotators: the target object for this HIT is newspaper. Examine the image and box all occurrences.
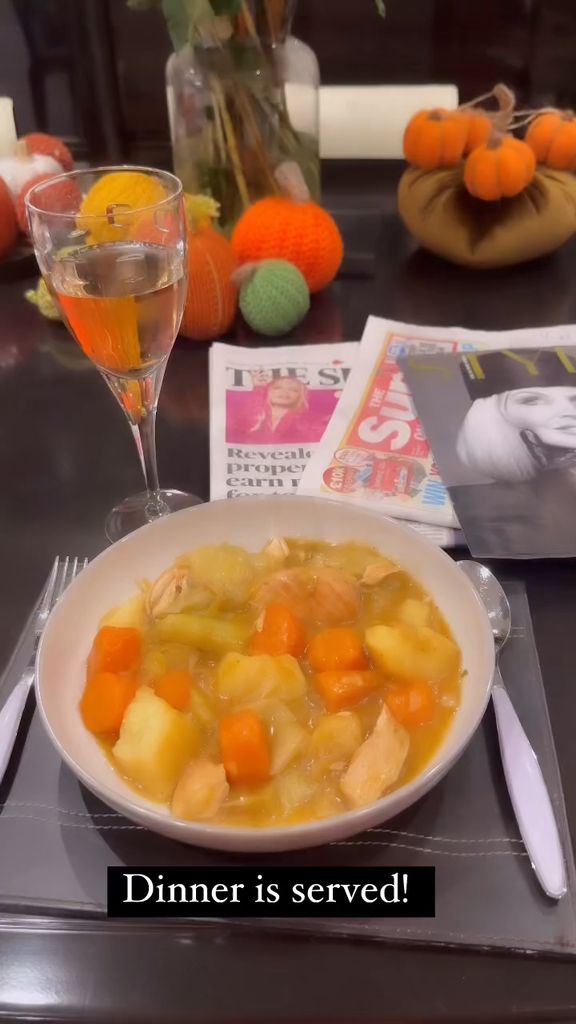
[298,316,576,536]
[209,341,357,500]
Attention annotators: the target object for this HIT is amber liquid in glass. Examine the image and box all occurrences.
[51,242,186,379]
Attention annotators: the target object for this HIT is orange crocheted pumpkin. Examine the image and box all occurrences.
[180,195,238,341]
[231,163,343,293]
[0,177,18,259]
[526,112,576,170]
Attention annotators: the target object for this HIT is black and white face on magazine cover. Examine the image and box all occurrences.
[457,385,576,483]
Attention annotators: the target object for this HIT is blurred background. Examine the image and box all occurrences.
[2,0,576,167]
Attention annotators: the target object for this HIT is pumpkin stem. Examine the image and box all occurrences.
[491,83,515,132]
[458,82,516,131]
[231,261,262,287]
[274,160,310,203]
[458,87,497,111]
[511,106,575,130]
[485,126,506,150]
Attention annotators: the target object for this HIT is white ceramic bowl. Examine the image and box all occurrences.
[36,496,494,852]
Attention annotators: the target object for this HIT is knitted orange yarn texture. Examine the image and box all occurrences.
[181,227,238,341]
[232,197,344,293]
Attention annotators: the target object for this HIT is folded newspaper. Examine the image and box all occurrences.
[210,319,576,549]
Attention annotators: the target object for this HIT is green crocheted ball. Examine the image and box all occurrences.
[239,259,310,337]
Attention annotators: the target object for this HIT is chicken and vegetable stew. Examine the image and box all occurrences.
[80,539,462,827]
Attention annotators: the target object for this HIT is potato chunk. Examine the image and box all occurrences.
[310,712,362,770]
[270,712,308,775]
[216,653,306,703]
[185,544,255,606]
[396,598,430,628]
[340,704,409,808]
[171,760,229,820]
[365,624,458,683]
[153,613,250,654]
[100,594,147,632]
[112,688,198,802]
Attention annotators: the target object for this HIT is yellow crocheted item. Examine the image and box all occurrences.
[25,277,61,320]
[77,171,167,244]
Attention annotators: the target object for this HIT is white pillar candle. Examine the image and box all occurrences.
[0,98,17,158]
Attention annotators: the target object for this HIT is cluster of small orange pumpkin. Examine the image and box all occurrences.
[403,83,576,202]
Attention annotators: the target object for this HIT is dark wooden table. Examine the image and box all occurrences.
[1,166,576,1022]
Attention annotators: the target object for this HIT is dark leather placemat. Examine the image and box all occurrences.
[0,583,575,955]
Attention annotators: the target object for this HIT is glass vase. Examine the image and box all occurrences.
[166,0,320,231]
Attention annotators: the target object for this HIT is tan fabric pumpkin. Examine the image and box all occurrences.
[397,165,576,268]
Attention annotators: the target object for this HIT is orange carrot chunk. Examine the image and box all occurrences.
[386,682,437,728]
[80,671,137,735]
[249,602,306,657]
[87,626,141,677]
[307,628,367,673]
[314,670,379,712]
[154,670,194,712]
[219,710,271,785]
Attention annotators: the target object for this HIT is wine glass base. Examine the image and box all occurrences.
[105,489,203,543]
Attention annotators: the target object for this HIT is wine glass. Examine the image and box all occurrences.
[26,165,201,542]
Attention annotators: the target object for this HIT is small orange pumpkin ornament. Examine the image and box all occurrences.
[403,109,467,170]
[462,110,492,154]
[464,133,536,201]
[231,162,343,293]
[525,111,576,170]
[180,195,238,341]
[0,177,18,259]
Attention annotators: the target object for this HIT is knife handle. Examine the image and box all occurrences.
[492,670,567,899]
[0,678,31,785]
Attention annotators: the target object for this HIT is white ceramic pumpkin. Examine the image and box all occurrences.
[0,145,61,199]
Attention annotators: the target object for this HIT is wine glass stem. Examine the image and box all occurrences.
[132,407,160,493]
[131,408,169,520]
[101,362,170,521]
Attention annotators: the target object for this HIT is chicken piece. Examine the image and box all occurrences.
[360,560,401,586]
[262,537,289,565]
[252,565,359,625]
[171,760,229,820]
[146,565,191,618]
[340,704,409,808]
[312,568,360,625]
[251,567,313,615]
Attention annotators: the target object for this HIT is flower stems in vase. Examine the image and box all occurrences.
[161,0,320,229]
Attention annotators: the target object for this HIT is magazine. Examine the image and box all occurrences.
[401,345,576,558]
[209,341,357,501]
[298,316,576,532]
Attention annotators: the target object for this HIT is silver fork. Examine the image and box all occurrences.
[0,556,88,785]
